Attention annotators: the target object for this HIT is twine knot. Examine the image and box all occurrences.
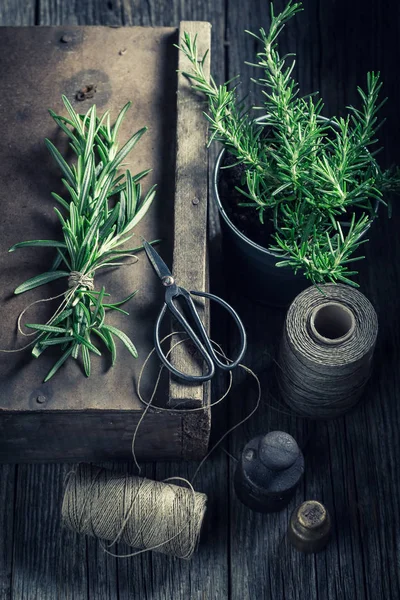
[68,271,94,290]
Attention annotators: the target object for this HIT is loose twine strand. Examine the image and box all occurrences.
[62,332,261,560]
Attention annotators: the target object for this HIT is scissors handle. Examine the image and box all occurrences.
[154,301,216,383]
[190,291,247,370]
[154,287,247,383]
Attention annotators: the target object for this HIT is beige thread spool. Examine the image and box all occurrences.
[278,284,378,418]
[61,339,262,560]
[62,464,207,559]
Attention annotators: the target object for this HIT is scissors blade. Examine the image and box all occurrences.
[142,240,173,281]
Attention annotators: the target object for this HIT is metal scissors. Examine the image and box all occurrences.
[143,240,247,383]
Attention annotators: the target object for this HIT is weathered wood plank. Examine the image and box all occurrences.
[0,1,35,25]
[30,3,230,600]
[0,465,16,600]
[38,0,124,26]
[0,411,183,462]
[0,5,36,598]
[168,20,211,408]
[0,23,213,461]
[225,1,400,600]
[39,0,224,241]
[116,3,229,598]
[117,3,229,599]
[0,25,175,411]
[12,464,88,599]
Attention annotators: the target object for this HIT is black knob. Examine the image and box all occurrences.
[288,500,331,553]
[234,431,304,513]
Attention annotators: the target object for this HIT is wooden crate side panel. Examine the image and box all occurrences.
[169,21,212,407]
[0,410,183,462]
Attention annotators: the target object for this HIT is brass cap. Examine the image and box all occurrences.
[288,500,331,553]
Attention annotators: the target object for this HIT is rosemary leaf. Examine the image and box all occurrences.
[102,324,138,358]
[14,271,70,295]
[9,240,67,252]
[10,97,157,379]
[44,346,74,382]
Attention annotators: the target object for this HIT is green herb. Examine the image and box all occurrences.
[177,1,400,286]
[10,96,156,381]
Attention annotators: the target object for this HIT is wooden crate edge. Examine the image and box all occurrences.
[168,21,211,410]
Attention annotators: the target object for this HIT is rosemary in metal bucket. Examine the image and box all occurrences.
[177,1,400,287]
[7,96,156,381]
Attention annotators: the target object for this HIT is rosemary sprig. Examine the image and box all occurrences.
[9,96,156,381]
[177,1,400,286]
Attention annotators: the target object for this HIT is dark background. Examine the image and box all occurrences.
[1,0,400,598]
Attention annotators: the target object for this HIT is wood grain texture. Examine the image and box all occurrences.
[0,23,211,461]
[4,2,229,600]
[0,465,16,600]
[0,6,35,599]
[168,20,211,407]
[38,0,226,238]
[116,4,229,600]
[0,1,35,25]
[225,1,400,600]
[0,24,177,411]
[12,464,88,599]
[0,410,184,462]
[3,0,399,599]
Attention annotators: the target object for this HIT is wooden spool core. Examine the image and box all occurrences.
[309,302,355,345]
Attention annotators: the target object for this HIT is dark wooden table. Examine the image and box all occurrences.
[1,1,400,598]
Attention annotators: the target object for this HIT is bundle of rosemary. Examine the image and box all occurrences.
[178,0,400,286]
[9,96,156,381]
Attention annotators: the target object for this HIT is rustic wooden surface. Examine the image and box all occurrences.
[0,23,211,461]
[169,21,211,408]
[1,0,400,598]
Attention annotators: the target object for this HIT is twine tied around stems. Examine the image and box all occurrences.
[0,271,94,352]
[67,271,94,291]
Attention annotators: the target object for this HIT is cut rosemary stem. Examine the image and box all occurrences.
[10,97,157,381]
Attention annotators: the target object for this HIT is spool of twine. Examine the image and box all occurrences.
[62,464,207,559]
[61,337,261,560]
[278,284,378,418]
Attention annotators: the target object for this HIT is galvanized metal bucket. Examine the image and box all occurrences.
[213,146,308,307]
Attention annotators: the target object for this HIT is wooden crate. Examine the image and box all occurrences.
[0,22,211,462]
